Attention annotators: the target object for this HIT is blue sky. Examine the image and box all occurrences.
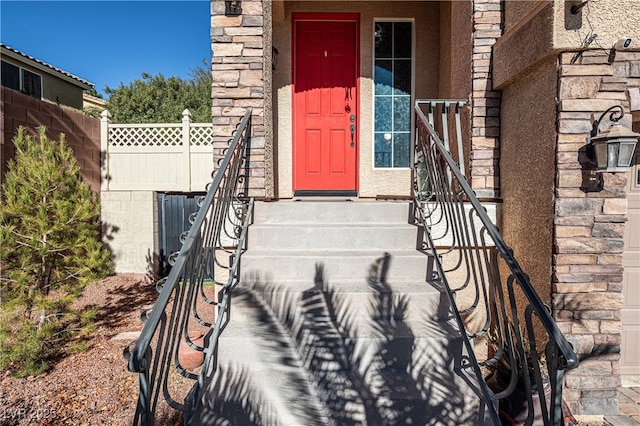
[0,1,211,97]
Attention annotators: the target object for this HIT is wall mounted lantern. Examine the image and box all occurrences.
[225,0,242,16]
[588,105,639,172]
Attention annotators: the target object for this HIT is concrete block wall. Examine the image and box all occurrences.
[1,87,101,191]
[101,190,158,274]
[554,50,640,415]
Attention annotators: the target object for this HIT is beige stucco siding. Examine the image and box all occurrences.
[501,0,640,51]
[273,1,442,198]
[553,0,640,50]
[499,56,558,305]
[42,73,85,110]
[496,0,640,89]
[438,1,472,99]
[503,0,546,33]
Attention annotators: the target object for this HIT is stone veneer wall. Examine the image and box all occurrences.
[471,0,502,198]
[554,50,640,415]
[210,0,268,199]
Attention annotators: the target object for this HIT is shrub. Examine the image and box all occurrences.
[0,126,113,376]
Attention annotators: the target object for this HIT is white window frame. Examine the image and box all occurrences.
[371,18,415,170]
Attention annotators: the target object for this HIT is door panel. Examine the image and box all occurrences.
[622,150,640,375]
[305,130,321,174]
[331,129,346,174]
[293,17,358,192]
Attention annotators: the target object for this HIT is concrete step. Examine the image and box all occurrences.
[194,201,490,425]
[252,200,413,225]
[226,279,442,336]
[195,280,491,426]
[247,224,420,251]
[240,249,428,283]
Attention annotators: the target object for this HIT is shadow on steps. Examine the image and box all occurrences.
[192,253,493,426]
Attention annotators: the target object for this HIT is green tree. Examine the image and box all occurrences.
[0,127,113,376]
[84,87,103,99]
[105,64,212,123]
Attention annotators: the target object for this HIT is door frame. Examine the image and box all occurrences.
[291,12,361,194]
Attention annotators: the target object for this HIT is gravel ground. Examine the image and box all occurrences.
[1,274,161,426]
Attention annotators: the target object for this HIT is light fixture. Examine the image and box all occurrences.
[609,37,632,63]
[225,0,242,16]
[588,105,639,172]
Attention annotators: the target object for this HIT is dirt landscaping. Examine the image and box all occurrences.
[0,274,161,426]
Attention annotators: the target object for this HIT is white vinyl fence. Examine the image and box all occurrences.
[100,109,214,192]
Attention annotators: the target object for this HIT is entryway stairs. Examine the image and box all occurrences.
[194,200,491,425]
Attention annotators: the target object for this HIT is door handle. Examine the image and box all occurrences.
[350,124,355,147]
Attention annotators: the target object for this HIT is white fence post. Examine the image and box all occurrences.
[100,110,112,191]
[182,109,192,191]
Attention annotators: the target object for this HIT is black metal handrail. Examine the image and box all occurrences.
[124,108,254,425]
[413,100,578,425]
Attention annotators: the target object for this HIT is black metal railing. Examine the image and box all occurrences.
[413,100,578,425]
[124,108,254,425]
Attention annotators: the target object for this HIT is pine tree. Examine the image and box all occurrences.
[0,126,113,376]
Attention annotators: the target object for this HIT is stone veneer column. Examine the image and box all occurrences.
[554,50,640,415]
[470,0,502,198]
[211,0,266,198]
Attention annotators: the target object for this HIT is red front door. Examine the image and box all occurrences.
[293,15,358,193]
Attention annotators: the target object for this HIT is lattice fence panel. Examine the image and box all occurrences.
[190,125,213,146]
[109,125,182,147]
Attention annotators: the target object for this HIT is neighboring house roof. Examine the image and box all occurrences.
[0,43,93,90]
[83,93,107,109]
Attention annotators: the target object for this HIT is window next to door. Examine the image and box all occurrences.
[373,21,413,168]
[1,60,42,99]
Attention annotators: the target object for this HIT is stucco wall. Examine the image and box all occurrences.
[438,1,472,100]
[273,1,441,198]
[499,56,558,305]
[493,2,554,89]
[40,73,85,110]
[553,0,640,50]
[503,0,546,33]
[495,0,640,89]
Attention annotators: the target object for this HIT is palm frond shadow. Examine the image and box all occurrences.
[195,363,279,426]
[197,253,484,425]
